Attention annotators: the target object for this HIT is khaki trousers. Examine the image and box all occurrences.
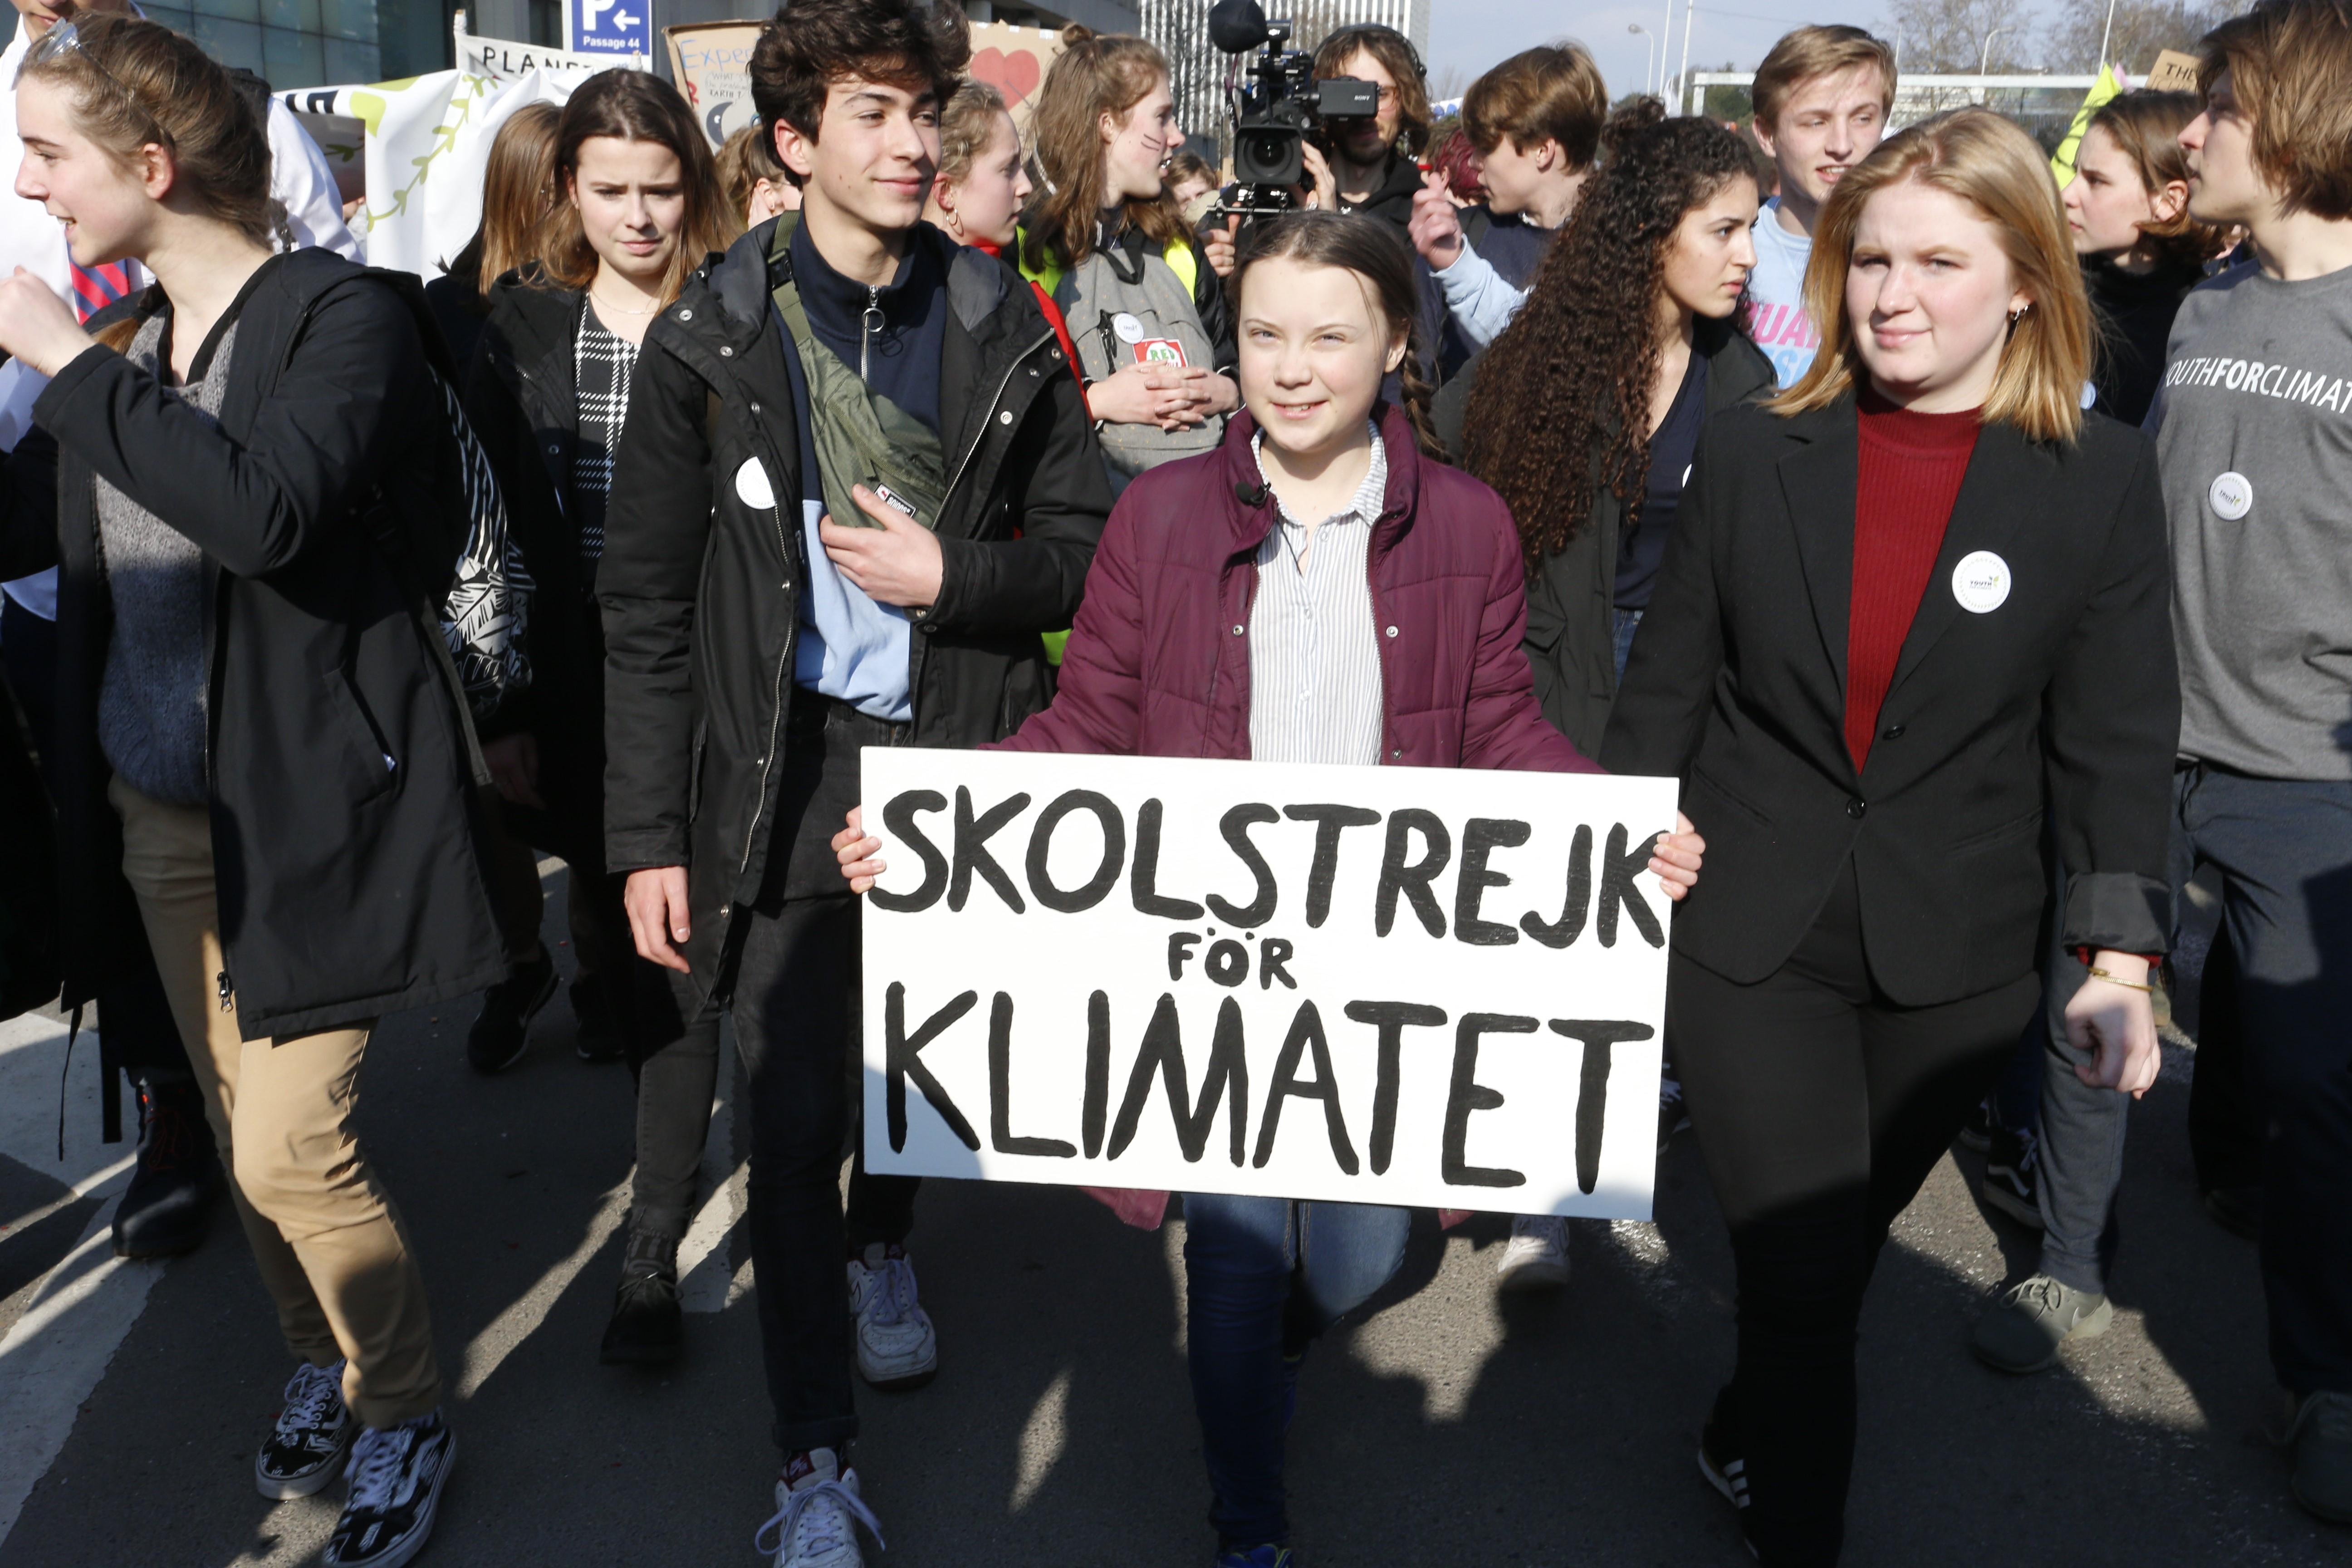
[110,777,441,1426]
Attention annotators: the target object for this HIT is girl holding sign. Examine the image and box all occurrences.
[1601,110,2176,1566]
[838,210,1705,1568]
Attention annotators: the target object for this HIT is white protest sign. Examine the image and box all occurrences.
[859,750,1678,1218]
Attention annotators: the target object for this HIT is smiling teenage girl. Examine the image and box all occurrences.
[1020,28,1237,489]
[835,210,1706,1568]
[1601,109,2178,1565]
[0,15,512,1566]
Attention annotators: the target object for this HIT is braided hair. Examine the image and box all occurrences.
[1232,211,1445,458]
[1461,99,1757,570]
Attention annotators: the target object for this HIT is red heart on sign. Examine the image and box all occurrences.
[970,46,1041,106]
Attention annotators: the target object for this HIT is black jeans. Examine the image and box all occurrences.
[1670,863,2038,1567]
[629,692,919,1452]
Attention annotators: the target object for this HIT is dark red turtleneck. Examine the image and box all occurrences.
[1845,392,1981,771]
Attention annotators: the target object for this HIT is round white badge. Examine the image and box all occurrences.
[1951,550,2012,614]
[734,456,776,510]
[2208,470,2253,520]
[1112,311,1146,343]
[2080,379,2099,411]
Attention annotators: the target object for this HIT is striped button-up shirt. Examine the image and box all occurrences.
[1247,424,1389,766]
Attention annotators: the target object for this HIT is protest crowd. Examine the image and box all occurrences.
[0,0,2349,1564]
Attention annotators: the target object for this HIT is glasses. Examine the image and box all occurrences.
[17,19,170,144]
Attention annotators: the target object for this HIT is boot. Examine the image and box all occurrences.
[113,1072,224,1259]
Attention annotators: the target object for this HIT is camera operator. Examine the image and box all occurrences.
[1309,23,1432,231]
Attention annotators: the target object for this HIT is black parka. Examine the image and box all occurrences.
[598,220,1113,999]
[1435,315,1774,755]
[1,249,510,1039]
[463,276,610,863]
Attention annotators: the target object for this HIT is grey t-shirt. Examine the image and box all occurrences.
[2148,259,2352,781]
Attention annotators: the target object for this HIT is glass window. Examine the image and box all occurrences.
[262,24,326,84]
[318,0,378,44]
[190,13,265,73]
[260,0,323,32]
[322,34,382,82]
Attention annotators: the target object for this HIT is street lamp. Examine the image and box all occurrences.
[1979,24,2010,74]
[1630,23,1656,98]
[1674,0,1695,112]
[1657,0,1675,94]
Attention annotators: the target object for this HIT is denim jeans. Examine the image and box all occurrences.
[2171,763,2352,1394]
[1181,1193,1411,1548]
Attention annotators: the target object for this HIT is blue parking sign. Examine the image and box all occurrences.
[568,0,649,57]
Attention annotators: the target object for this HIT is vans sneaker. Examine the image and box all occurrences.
[255,1359,353,1499]
[1496,1214,1570,1291]
[321,1410,454,1568]
[1698,1392,1760,1560]
[1982,1125,2044,1230]
[1216,1546,1295,1568]
[756,1448,880,1568]
[848,1244,937,1389]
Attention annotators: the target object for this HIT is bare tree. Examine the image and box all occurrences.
[1886,0,2037,71]
[2041,0,2247,72]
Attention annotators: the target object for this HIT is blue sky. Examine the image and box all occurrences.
[1425,0,1894,108]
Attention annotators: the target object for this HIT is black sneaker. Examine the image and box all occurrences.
[465,950,558,1075]
[571,979,626,1064]
[1958,1095,1994,1153]
[1983,1125,2044,1230]
[254,1358,353,1499]
[323,1411,455,1568]
[1658,1073,1692,1153]
[600,1232,683,1365]
[1698,1392,1759,1558]
[113,1073,225,1259]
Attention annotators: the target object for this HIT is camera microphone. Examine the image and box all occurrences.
[1208,0,1270,54]
[1235,480,1271,506]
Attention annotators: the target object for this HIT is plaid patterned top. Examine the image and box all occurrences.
[572,299,640,578]
[1245,423,1389,767]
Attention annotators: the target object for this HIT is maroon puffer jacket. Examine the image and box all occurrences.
[997,404,1600,774]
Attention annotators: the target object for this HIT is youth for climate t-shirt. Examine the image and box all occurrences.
[2148,259,2352,782]
[1742,199,1819,387]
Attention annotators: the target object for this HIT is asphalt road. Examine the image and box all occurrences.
[1,867,2346,1568]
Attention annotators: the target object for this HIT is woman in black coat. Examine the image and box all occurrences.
[462,70,738,1362]
[0,18,502,1566]
[1600,111,2177,1566]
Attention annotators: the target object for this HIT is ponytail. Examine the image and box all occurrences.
[18,10,274,248]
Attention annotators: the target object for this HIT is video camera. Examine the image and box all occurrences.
[1208,0,1380,220]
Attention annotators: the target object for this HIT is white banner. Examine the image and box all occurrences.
[858,750,1678,1217]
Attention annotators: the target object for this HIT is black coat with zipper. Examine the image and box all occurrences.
[598,218,1114,997]
[1433,315,1775,755]
[464,274,610,865]
[0,249,510,1040]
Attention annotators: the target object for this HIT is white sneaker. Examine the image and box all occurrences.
[847,1244,938,1389]
[755,1448,880,1568]
[1497,1214,1571,1291]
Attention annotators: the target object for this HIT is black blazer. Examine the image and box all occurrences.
[1600,394,2178,1006]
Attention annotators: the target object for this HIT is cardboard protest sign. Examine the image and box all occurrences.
[2144,49,2202,93]
[859,750,1678,1218]
[456,26,630,83]
[966,20,1066,136]
[666,20,765,147]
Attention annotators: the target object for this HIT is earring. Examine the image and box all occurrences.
[2008,303,2031,323]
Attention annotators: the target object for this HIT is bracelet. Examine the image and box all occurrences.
[2087,966,2152,993]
